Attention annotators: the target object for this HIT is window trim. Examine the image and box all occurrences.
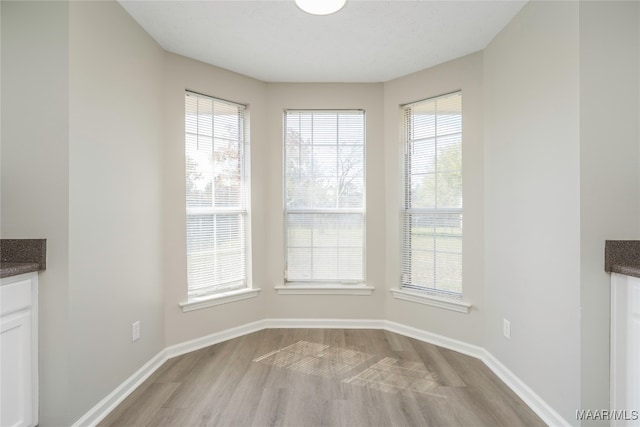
[282,109,367,288]
[400,91,464,299]
[180,287,261,313]
[183,90,253,304]
[275,283,374,295]
[390,287,470,313]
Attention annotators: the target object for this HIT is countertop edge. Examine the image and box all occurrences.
[0,262,40,279]
[610,264,640,279]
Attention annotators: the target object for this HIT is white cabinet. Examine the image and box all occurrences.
[611,273,640,427]
[1,272,38,427]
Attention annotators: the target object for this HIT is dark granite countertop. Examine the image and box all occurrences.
[605,240,640,279]
[0,239,46,280]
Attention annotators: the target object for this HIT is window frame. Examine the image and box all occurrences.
[281,109,369,292]
[399,91,465,303]
[181,90,257,310]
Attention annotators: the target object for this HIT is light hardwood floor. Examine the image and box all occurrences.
[99,329,546,426]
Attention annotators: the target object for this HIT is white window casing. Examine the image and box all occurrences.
[400,92,463,300]
[184,91,252,304]
[283,110,366,288]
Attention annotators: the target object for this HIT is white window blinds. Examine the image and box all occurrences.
[401,92,462,297]
[284,110,365,283]
[185,91,249,298]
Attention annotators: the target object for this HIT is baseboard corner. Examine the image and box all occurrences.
[71,349,168,427]
[481,350,571,427]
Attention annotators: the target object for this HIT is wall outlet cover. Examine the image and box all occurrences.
[503,318,511,340]
[132,321,140,342]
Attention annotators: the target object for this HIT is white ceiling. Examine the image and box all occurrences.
[118,0,527,83]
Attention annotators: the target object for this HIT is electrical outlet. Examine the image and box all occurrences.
[503,318,511,340]
[132,321,140,342]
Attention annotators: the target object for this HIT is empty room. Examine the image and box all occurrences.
[1,0,639,426]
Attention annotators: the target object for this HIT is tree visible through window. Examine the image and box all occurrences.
[284,110,365,283]
[401,92,462,297]
[185,91,249,299]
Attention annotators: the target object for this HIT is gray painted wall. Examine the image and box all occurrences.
[162,53,269,346]
[484,1,582,422]
[1,2,71,424]
[383,52,486,346]
[2,1,167,423]
[263,83,386,321]
[579,2,640,424]
[68,1,166,422]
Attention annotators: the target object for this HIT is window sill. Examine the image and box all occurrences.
[275,283,374,295]
[180,287,261,313]
[390,288,471,313]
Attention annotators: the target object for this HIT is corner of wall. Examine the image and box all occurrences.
[483,1,581,422]
[579,1,640,420]
[1,1,72,425]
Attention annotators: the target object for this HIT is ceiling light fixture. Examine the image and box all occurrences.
[295,0,347,15]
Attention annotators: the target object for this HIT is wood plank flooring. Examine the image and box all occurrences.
[99,329,546,427]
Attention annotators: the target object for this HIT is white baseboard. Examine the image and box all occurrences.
[481,351,571,427]
[381,321,568,426]
[165,319,266,359]
[264,317,385,329]
[74,318,569,427]
[71,349,168,427]
[383,320,485,359]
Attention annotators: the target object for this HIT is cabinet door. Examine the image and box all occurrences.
[611,274,640,427]
[1,310,32,427]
